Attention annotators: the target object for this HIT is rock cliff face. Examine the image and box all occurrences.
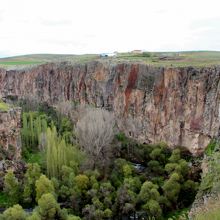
[0,106,21,160]
[0,61,219,155]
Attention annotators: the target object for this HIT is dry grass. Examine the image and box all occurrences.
[190,196,220,220]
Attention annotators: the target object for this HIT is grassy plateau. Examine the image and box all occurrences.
[0,51,220,69]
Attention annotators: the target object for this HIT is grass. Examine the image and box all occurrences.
[0,54,98,69]
[116,51,220,67]
[0,101,9,111]
[165,208,189,220]
[0,51,220,69]
[0,61,42,65]
[0,192,10,208]
[23,151,44,166]
[192,197,220,220]
[194,209,220,220]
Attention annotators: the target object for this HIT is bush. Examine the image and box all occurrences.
[23,163,41,205]
[205,140,217,156]
[142,199,162,218]
[1,204,26,220]
[35,175,55,202]
[163,173,181,203]
[37,193,60,220]
[4,170,20,205]
[75,174,90,191]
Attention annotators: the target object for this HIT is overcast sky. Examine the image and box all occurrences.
[0,0,220,57]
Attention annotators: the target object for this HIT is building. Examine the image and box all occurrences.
[131,50,143,54]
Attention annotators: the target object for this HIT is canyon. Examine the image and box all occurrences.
[0,61,219,155]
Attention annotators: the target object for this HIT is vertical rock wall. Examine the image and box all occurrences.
[0,61,219,155]
[0,107,22,160]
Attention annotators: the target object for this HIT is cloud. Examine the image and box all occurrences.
[0,10,4,23]
[189,17,220,30]
[0,0,220,57]
[0,50,11,58]
[40,19,72,27]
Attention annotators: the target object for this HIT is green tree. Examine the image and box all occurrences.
[123,177,141,193]
[26,212,41,220]
[4,170,20,205]
[138,181,162,219]
[138,181,160,203]
[21,112,48,151]
[67,215,81,220]
[148,160,164,174]
[169,149,181,163]
[45,126,81,179]
[37,193,61,220]
[35,175,55,202]
[1,204,26,220]
[74,174,90,191]
[162,172,181,203]
[150,147,165,162]
[114,185,136,217]
[23,163,41,205]
[142,199,162,219]
[122,164,132,177]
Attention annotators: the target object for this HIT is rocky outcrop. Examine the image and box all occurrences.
[0,106,22,160]
[0,61,220,155]
[189,141,220,218]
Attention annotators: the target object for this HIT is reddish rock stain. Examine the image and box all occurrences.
[79,75,85,92]
[116,64,125,86]
[190,117,202,131]
[124,65,139,113]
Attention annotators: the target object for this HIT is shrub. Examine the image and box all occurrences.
[142,199,162,218]
[37,193,60,220]
[35,175,55,202]
[4,170,20,205]
[75,174,90,190]
[1,204,26,220]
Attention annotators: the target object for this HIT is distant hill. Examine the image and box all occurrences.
[0,54,99,69]
[0,51,220,69]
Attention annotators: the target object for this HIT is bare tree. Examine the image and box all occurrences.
[75,108,115,169]
[55,101,88,125]
[55,101,73,118]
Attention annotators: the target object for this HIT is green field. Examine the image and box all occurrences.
[0,54,98,69]
[0,61,42,65]
[116,51,220,67]
[0,51,220,69]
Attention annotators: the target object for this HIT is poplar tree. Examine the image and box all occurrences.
[45,126,81,179]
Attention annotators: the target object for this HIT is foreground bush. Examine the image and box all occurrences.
[0,204,26,220]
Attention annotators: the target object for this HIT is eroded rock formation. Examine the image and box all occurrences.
[0,61,219,155]
[0,106,22,160]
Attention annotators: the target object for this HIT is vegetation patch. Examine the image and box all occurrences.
[0,102,202,219]
[0,101,9,111]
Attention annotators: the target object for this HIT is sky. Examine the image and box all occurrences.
[0,0,220,57]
